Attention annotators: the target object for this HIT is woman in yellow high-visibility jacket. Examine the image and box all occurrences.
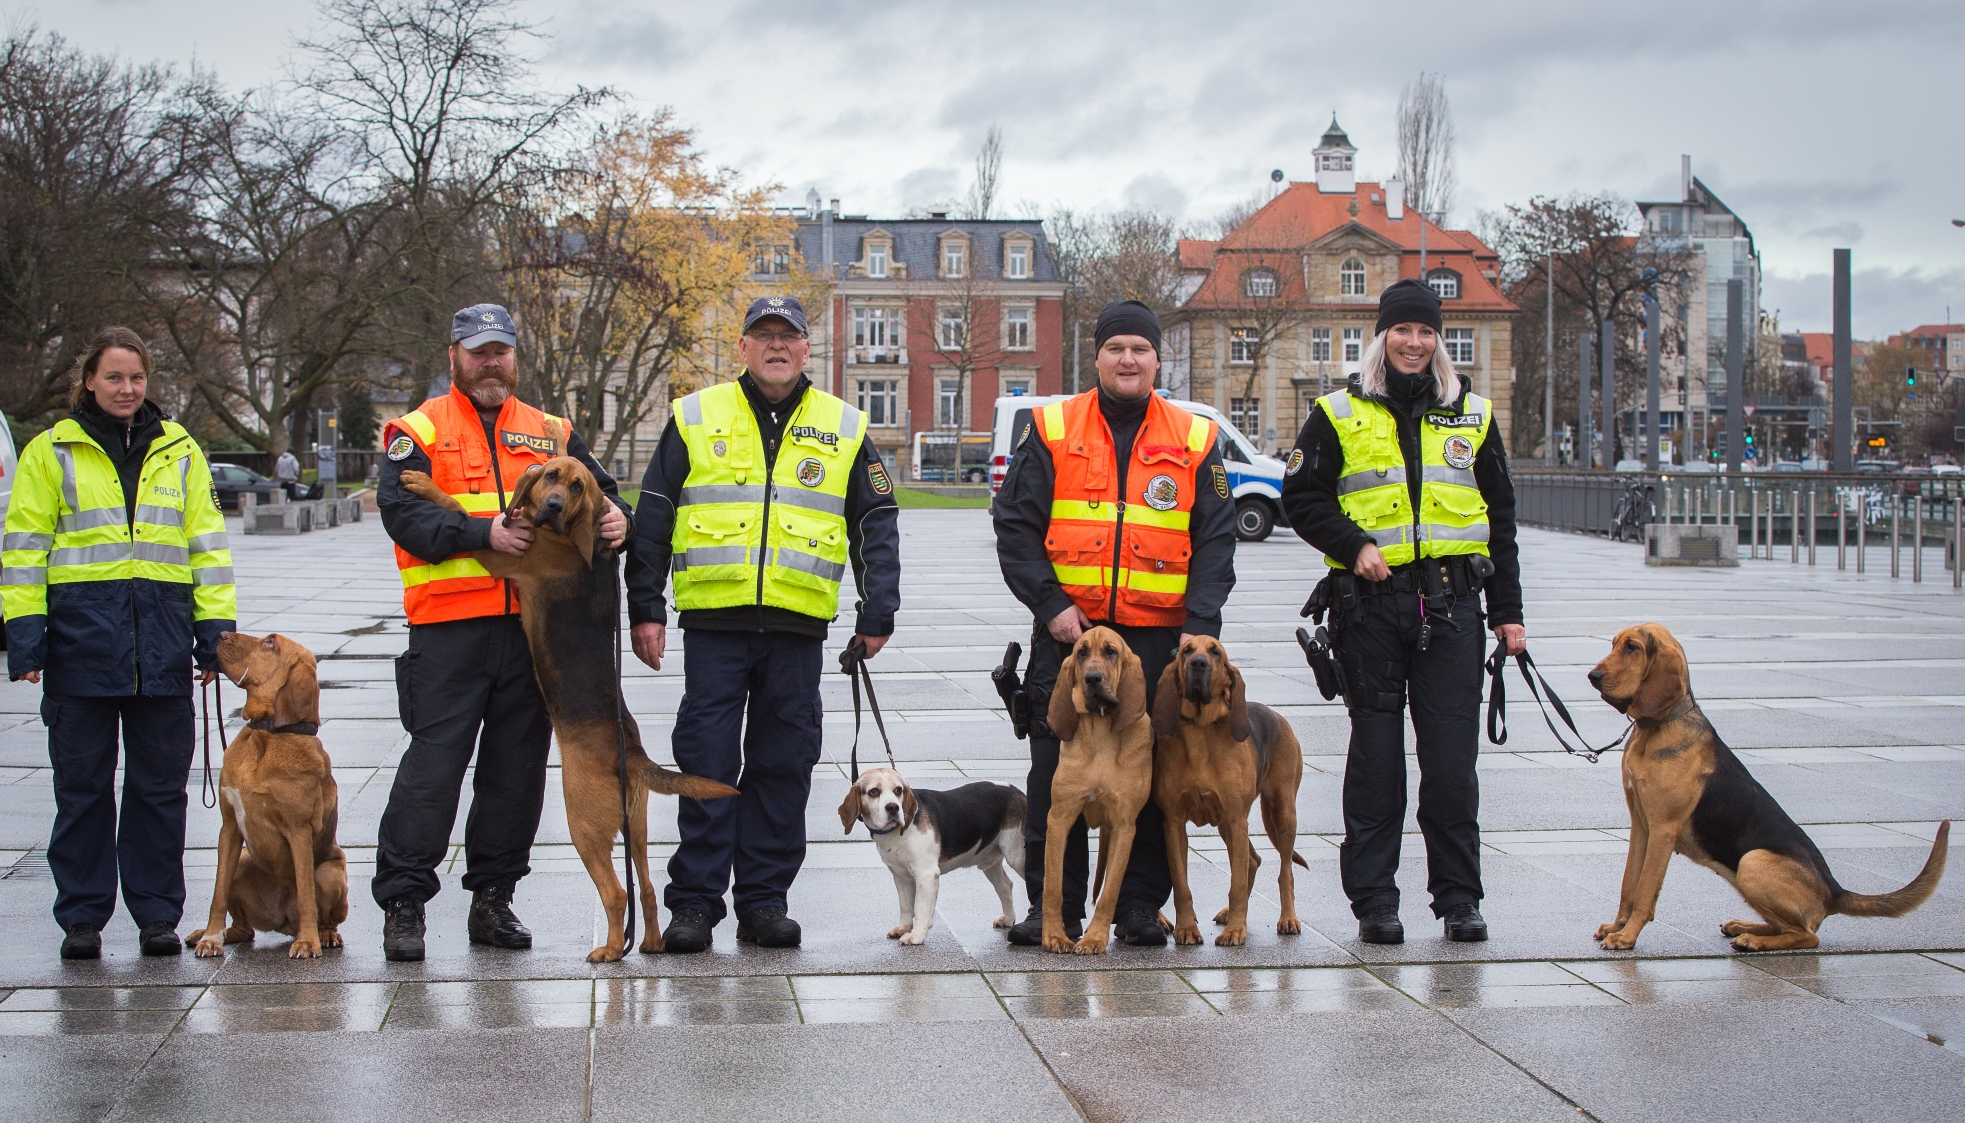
[1,327,236,962]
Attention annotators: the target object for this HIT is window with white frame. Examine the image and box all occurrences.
[1006,241,1029,279]
[938,378,962,427]
[1311,327,1332,362]
[938,306,966,349]
[856,379,900,426]
[854,305,903,352]
[1229,327,1259,364]
[942,238,966,278]
[1427,269,1460,300]
[752,244,791,276]
[1230,398,1261,436]
[1339,258,1366,296]
[867,241,888,279]
[1342,328,1363,365]
[1004,307,1032,350]
[1443,328,1476,365]
[1001,376,1034,397]
[1244,269,1279,298]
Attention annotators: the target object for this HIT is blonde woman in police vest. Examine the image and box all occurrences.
[625,296,901,952]
[3,327,235,961]
[1280,278,1525,946]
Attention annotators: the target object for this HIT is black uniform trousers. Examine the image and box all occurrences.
[43,693,194,930]
[373,615,553,906]
[1023,620,1178,923]
[1334,588,1485,918]
[665,629,824,924]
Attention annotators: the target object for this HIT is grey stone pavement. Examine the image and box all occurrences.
[2,509,1962,1122]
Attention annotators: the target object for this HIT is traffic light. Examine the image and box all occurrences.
[1907,366,1917,402]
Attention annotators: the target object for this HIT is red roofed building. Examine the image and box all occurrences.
[1166,118,1518,453]
[1888,324,1965,377]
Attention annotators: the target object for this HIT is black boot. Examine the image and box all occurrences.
[60,922,100,961]
[468,886,532,949]
[735,905,801,948]
[1005,907,1082,946]
[1113,907,1168,948]
[139,922,182,956]
[663,907,713,953]
[382,896,426,962]
[1442,903,1488,942]
[1357,904,1404,945]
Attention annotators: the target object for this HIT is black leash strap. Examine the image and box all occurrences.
[1485,644,1631,763]
[612,567,636,950]
[839,637,895,779]
[199,677,226,808]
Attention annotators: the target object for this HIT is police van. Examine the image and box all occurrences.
[988,392,1289,541]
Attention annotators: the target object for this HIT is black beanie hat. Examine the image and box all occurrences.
[1093,300,1162,353]
[1375,278,1443,336]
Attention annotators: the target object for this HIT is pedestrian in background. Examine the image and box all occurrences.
[1,327,236,960]
[274,446,301,500]
[1280,278,1524,945]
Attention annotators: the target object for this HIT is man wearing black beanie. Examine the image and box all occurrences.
[1278,280,1523,947]
[992,301,1237,951]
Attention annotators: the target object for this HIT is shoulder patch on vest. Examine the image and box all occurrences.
[1211,463,1229,499]
[867,459,892,495]
[387,435,415,461]
[502,430,558,456]
[796,457,825,487]
[1285,448,1304,476]
[1144,474,1179,511]
[1442,435,1477,469]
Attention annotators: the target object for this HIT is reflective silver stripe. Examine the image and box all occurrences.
[679,484,766,506]
[178,456,190,500]
[1422,466,1477,489]
[56,508,125,533]
[1363,524,1411,547]
[51,542,133,567]
[1426,522,1490,543]
[133,542,190,566]
[4,532,52,552]
[670,545,750,572]
[1325,394,1353,419]
[53,444,78,511]
[770,488,846,516]
[1,566,47,585]
[838,403,862,438]
[192,565,234,585]
[770,547,846,583]
[187,532,231,555]
[678,393,703,427]
[135,504,184,528]
[1338,467,1405,496]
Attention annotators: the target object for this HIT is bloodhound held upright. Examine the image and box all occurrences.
[401,457,738,962]
[1588,622,1948,952]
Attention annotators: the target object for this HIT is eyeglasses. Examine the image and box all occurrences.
[745,330,807,345]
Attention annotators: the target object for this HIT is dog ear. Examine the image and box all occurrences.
[1114,649,1148,731]
[1151,659,1183,741]
[271,637,320,728]
[1227,661,1252,743]
[1046,650,1081,742]
[836,785,860,835]
[902,785,919,830]
[506,464,546,519]
[569,488,599,569]
[1631,625,1689,719]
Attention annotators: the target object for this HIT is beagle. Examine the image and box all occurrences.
[838,767,1026,945]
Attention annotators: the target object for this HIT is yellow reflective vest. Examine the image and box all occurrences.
[1316,389,1493,568]
[2,417,236,694]
[669,381,867,620]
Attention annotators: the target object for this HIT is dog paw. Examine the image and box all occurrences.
[587,944,626,964]
[1719,919,1753,937]
[191,934,226,959]
[1212,907,1230,926]
[1276,916,1302,936]
[1214,925,1248,947]
[1173,923,1205,946]
[1599,930,1637,951]
[288,936,321,959]
[1156,911,1174,932]
[1070,932,1110,955]
[991,914,1013,929]
[319,928,343,949]
[1041,933,1077,954]
[1593,922,1622,941]
[639,935,663,955]
[886,924,911,939]
[898,930,926,946]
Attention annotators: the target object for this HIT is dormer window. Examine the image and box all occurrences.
[1340,257,1366,297]
[1244,269,1279,298]
[1426,269,1460,300]
[868,242,888,278]
[1006,240,1030,279]
[941,236,967,278]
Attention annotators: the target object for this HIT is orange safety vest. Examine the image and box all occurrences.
[1038,391,1215,628]
[385,384,567,625]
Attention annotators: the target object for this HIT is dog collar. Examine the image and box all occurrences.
[1638,696,1697,727]
[248,718,321,736]
[866,823,900,835]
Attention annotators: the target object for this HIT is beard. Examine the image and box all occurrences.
[452,358,517,409]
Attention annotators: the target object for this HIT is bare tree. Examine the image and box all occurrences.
[1397,72,1457,221]
[1047,208,1180,392]
[960,124,1003,221]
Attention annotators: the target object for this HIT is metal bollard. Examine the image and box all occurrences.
[1913,496,1922,583]
[1791,489,1800,563]
[1955,494,1963,589]
[1891,495,1901,578]
[1838,496,1846,570]
[1857,492,1866,574]
[1808,489,1818,566]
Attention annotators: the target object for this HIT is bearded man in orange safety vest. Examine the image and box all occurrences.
[991,300,1238,948]
[370,304,631,963]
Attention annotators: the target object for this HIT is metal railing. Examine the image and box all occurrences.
[1514,470,1965,586]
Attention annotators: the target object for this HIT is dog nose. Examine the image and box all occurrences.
[1082,670,1104,685]
[1588,669,1605,687]
[884,802,899,815]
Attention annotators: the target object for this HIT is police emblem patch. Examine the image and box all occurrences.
[1443,435,1477,469]
[796,457,825,487]
[1211,464,1229,499]
[868,460,893,495]
[712,439,727,458]
[387,435,414,461]
[1144,474,1179,511]
[1285,448,1304,476]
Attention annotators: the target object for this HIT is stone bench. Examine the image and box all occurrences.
[238,494,363,535]
[1645,523,1740,567]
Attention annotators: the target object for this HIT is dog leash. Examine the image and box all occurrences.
[198,676,227,809]
[1485,644,1631,763]
[838,637,895,780]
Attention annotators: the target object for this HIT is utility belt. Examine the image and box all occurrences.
[1294,553,1494,712]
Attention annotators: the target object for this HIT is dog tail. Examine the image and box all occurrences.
[1832,820,1948,918]
[634,758,739,801]
[1291,852,1309,869]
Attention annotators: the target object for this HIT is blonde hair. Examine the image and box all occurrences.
[1358,328,1458,403]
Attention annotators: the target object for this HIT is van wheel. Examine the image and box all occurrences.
[1234,499,1274,542]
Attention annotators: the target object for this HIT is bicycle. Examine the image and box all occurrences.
[1607,477,1656,542]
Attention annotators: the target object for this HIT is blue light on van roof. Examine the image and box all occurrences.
[1009,387,1025,395]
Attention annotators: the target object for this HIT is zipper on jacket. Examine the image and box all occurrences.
[485,422,511,615]
[93,431,187,695]
[754,424,780,610]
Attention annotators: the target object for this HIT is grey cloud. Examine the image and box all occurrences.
[1121,173,1189,218]
[897,166,959,210]
[1764,266,1965,337]
[1803,222,1864,243]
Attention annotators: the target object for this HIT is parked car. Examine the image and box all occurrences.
[988,391,1290,541]
[0,410,17,527]
[209,462,286,509]
[1771,461,1804,472]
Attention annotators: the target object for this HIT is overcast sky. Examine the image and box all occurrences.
[21,0,1964,337]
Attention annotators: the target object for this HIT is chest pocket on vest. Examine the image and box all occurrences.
[777,505,841,552]
[1125,531,1190,572]
[434,436,490,489]
[1427,487,1487,520]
